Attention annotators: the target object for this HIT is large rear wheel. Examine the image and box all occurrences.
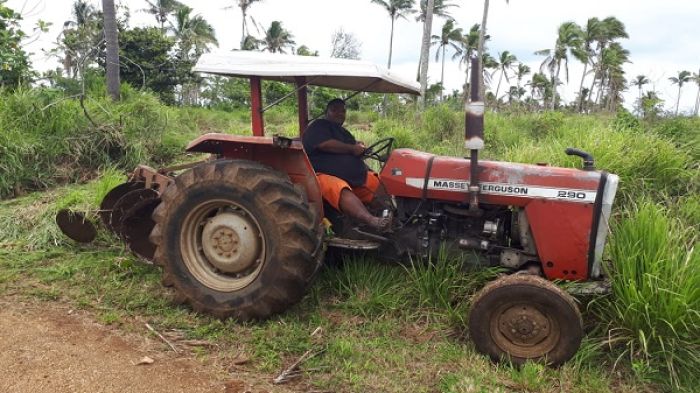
[468,274,583,367]
[150,160,324,320]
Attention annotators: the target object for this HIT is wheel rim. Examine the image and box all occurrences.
[180,199,265,292]
[490,302,560,359]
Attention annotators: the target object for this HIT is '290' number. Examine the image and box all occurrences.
[557,190,587,199]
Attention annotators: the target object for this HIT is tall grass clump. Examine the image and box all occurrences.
[0,84,251,199]
[320,256,409,318]
[420,104,460,141]
[498,117,695,202]
[602,202,699,389]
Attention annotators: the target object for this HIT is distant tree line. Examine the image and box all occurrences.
[1,0,699,117]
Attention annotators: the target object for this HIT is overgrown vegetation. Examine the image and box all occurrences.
[1,82,699,391]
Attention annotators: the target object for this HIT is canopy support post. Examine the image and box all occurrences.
[296,77,309,136]
[250,76,264,136]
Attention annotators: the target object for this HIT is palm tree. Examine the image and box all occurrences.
[415,0,458,80]
[431,19,463,98]
[669,70,692,115]
[631,74,649,113]
[418,0,435,108]
[535,21,583,109]
[477,0,509,98]
[493,51,517,105]
[599,42,629,112]
[415,0,457,21]
[481,52,498,96]
[515,63,530,89]
[102,0,119,101]
[143,0,184,31]
[692,69,700,116]
[234,0,264,50]
[371,0,415,69]
[455,24,484,101]
[640,90,663,119]
[262,21,295,54]
[528,71,552,108]
[60,0,100,78]
[576,17,602,111]
[171,6,218,61]
[589,17,628,108]
[241,34,263,50]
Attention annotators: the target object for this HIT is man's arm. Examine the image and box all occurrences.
[317,139,365,156]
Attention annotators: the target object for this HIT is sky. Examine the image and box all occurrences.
[8,0,700,114]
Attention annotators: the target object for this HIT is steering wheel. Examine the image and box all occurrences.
[363,137,395,163]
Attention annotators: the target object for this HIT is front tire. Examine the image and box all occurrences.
[150,160,324,320]
[468,274,583,367]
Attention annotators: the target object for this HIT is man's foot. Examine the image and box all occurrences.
[369,211,393,233]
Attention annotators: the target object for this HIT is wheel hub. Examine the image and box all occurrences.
[201,212,261,274]
[498,305,550,347]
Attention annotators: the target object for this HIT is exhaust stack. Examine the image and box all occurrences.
[465,56,484,212]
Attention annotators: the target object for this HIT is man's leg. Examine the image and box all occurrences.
[317,173,390,231]
[338,189,390,230]
[353,171,391,211]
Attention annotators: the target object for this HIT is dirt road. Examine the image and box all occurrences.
[0,299,286,393]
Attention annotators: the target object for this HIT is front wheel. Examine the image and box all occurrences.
[468,274,583,367]
[149,160,324,320]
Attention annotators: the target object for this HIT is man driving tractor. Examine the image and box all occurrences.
[302,98,391,231]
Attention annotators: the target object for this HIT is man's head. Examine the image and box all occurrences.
[325,98,346,125]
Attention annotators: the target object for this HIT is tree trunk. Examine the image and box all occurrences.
[477,0,489,99]
[588,44,602,111]
[676,85,682,116]
[552,62,560,110]
[418,0,435,109]
[102,0,120,101]
[694,85,700,116]
[440,45,446,98]
[494,68,504,109]
[388,17,395,69]
[241,10,247,49]
[462,53,471,103]
[577,61,588,112]
[594,72,605,107]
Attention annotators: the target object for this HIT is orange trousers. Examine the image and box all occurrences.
[316,172,380,211]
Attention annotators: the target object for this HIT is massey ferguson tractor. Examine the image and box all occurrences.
[57,51,619,366]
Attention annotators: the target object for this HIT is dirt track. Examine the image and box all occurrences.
[0,300,286,393]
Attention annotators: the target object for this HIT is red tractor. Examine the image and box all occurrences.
[58,52,619,366]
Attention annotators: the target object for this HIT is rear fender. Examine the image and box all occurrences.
[186,133,323,223]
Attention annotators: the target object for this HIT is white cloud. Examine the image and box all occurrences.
[8,0,700,114]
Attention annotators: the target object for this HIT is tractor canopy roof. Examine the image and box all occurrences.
[194,51,420,95]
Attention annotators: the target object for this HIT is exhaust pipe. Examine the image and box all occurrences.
[465,56,484,213]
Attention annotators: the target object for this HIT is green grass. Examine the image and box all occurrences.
[601,202,700,389]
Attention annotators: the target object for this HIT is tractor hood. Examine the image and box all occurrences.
[194,51,420,95]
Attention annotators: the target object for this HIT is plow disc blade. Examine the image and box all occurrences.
[120,198,160,262]
[99,182,145,232]
[112,188,160,262]
[110,188,158,235]
[56,209,97,243]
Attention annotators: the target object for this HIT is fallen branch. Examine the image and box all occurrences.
[145,322,179,353]
[272,349,324,385]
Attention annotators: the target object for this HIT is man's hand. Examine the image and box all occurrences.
[351,143,366,156]
[317,139,366,156]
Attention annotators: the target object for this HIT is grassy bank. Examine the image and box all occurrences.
[1,89,699,391]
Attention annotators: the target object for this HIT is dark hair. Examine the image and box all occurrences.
[325,98,345,113]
